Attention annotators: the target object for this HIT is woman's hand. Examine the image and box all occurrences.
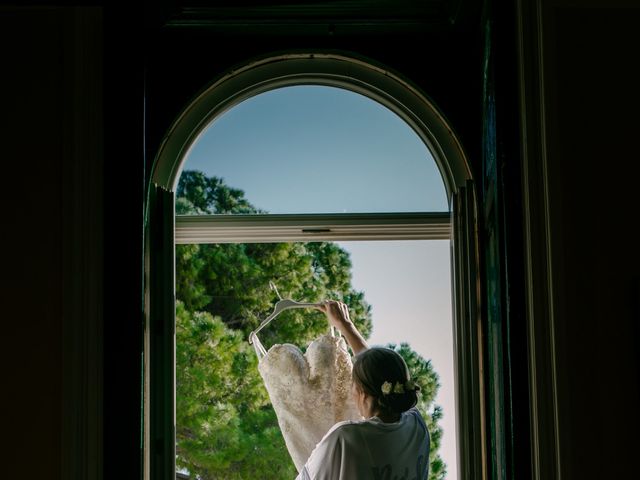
[317,300,353,330]
[317,300,369,355]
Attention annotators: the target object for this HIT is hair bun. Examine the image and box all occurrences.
[352,347,420,414]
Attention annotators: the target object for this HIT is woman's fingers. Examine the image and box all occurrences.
[318,300,350,323]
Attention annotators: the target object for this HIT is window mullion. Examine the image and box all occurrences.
[175,212,451,244]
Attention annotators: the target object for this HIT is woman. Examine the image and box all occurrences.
[296,300,431,480]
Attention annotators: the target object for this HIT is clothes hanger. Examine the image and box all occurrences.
[248,281,333,359]
[248,281,322,345]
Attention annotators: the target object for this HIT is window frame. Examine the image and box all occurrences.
[175,212,451,244]
[145,53,485,480]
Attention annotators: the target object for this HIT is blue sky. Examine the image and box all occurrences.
[181,85,458,479]
[183,85,448,214]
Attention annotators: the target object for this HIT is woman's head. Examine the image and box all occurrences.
[351,347,420,417]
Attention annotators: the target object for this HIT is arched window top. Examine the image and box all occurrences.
[181,85,448,215]
[151,54,471,202]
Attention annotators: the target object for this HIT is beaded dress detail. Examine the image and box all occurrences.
[257,333,362,472]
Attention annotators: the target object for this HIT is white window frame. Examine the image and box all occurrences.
[175,212,451,244]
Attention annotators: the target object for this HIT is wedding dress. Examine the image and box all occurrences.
[257,333,363,472]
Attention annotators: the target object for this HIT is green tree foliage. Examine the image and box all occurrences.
[176,302,297,478]
[176,170,445,479]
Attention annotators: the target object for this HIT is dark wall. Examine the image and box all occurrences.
[2,6,143,479]
[542,4,640,477]
[103,2,145,477]
[3,9,65,478]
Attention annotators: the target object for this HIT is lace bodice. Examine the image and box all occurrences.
[257,333,362,471]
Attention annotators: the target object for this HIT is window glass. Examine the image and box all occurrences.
[175,239,457,480]
[181,86,448,215]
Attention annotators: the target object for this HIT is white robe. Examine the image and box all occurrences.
[296,408,431,480]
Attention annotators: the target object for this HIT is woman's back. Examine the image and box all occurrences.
[297,407,430,480]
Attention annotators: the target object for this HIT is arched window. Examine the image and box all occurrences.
[146,54,483,480]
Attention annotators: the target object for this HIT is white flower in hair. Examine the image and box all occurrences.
[381,381,392,395]
[393,382,405,394]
